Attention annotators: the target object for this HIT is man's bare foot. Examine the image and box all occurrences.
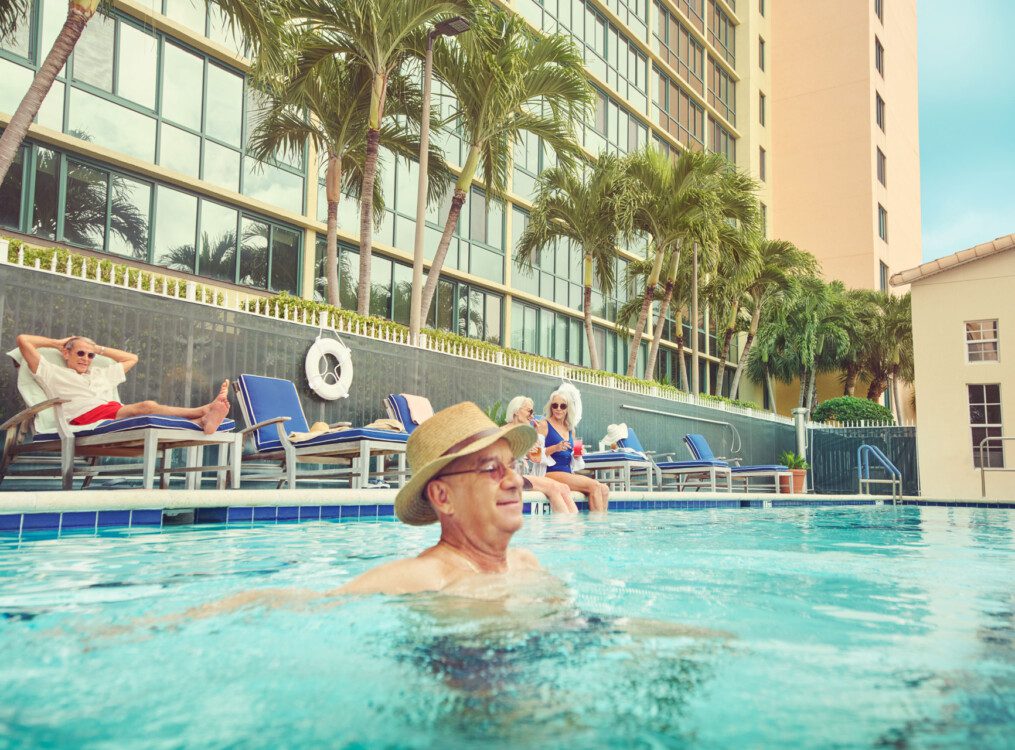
[200,381,230,433]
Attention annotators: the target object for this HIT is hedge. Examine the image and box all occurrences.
[811,396,894,425]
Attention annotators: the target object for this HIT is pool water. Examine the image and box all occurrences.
[1,507,1013,748]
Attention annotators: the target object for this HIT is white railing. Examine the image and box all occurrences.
[0,238,794,426]
[808,419,916,429]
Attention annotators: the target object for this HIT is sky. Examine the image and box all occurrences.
[918,0,1015,261]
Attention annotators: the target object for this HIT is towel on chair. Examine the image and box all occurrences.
[403,394,434,425]
[289,421,351,442]
[363,418,406,432]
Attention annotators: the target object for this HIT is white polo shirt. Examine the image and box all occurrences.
[32,357,127,422]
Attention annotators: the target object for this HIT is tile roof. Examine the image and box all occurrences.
[890,233,1015,286]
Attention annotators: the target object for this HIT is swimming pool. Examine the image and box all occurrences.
[1,506,1012,748]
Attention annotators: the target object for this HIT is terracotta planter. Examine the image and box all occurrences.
[779,469,807,494]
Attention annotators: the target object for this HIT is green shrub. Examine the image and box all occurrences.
[779,451,810,470]
[4,237,223,304]
[811,396,894,425]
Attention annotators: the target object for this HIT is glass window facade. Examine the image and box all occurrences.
[877,204,888,241]
[965,320,1000,363]
[968,384,1004,468]
[709,120,736,162]
[707,57,736,125]
[654,66,705,150]
[653,2,705,96]
[707,0,736,65]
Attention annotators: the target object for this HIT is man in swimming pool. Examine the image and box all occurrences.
[338,401,542,595]
[15,333,230,434]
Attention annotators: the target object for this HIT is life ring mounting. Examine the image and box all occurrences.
[305,337,353,400]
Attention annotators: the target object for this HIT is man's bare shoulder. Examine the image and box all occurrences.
[509,547,541,570]
[333,552,452,596]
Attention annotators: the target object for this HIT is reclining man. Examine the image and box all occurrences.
[16,333,230,434]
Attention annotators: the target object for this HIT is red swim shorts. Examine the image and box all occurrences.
[70,401,123,425]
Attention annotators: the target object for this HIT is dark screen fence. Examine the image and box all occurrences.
[807,426,919,496]
[0,264,797,482]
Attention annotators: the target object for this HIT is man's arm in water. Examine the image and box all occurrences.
[334,555,450,596]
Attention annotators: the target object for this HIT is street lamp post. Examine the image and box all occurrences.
[409,16,471,344]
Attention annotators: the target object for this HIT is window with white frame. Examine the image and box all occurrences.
[968,384,1004,468]
[966,319,999,362]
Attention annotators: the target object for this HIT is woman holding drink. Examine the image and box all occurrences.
[506,396,578,513]
[540,390,609,512]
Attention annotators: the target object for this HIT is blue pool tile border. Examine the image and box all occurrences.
[2,498,1013,536]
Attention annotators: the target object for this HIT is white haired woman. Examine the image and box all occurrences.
[506,396,578,513]
[540,390,609,511]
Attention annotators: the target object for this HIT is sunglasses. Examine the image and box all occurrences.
[550,402,568,410]
[436,459,524,483]
[74,351,96,359]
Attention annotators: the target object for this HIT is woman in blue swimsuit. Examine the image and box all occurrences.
[539,390,609,511]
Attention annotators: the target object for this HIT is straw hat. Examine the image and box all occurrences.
[395,402,536,526]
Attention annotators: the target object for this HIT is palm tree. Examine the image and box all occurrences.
[0,0,282,187]
[0,0,27,44]
[515,154,634,370]
[707,223,760,396]
[863,292,913,417]
[418,8,592,325]
[293,0,472,315]
[728,238,817,400]
[622,147,727,379]
[247,48,450,307]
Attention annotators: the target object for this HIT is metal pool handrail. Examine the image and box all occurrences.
[857,444,902,502]
[979,436,1013,498]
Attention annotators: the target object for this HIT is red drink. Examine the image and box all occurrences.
[573,439,584,457]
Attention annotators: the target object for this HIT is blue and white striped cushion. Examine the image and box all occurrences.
[285,427,409,451]
[36,415,235,441]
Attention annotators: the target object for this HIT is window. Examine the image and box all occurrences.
[707,58,736,125]
[966,320,1000,363]
[877,204,888,241]
[875,37,884,76]
[875,0,883,23]
[879,261,889,292]
[655,67,706,150]
[707,0,735,65]
[877,148,887,185]
[759,91,766,125]
[759,147,766,181]
[709,120,736,162]
[969,384,1004,468]
[654,2,705,95]
[876,92,885,131]
[758,37,765,70]
[759,0,765,16]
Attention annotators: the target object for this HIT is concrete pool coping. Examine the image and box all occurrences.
[1,488,1013,515]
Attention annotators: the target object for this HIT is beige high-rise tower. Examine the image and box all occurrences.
[767,0,921,290]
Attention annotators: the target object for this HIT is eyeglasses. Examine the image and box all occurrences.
[75,351,96,360]
[436,459,524,483]
[550,402,567,410]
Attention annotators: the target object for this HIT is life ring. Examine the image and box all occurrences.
[305,337,353,400]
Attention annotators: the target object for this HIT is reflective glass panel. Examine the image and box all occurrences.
[159,124,201,177]
[40,0,64,71]
[117,22,157,109]
[0,146,24,229]
[153,186,197,271]
[63,160,108,250]
[485,294,501,344]
[31,147,58,239]
[163,0,207,36]
[270,226,300,293]
[238,217,269,287]
[392,262,411,325]
[369,254,392,317]
[339,247,359,310]
[74,12,114,92]
[243,159,303,215]
[0,60,34,117]
[162,43,203,131]
[107,175,151,259]
[37,79,63,130]
[205,63,242,146]
[203,140,240,191]
[198,200,237,282]
[68,87,156,161]
[0,3,30,58]
[208,2,247,57]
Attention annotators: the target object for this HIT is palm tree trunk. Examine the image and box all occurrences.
[890,367,903,423]
[324,152,341,307]
[676,309,689,390]
[644,248,679,382]
[0,2,97,185]
[643,279,673,382]
[356,73,387,316]
[807,369,818,412]
[713,323,735,396]
[798,370,809,409]
[843,364,860,396]
[626,246,666,377]
[729,302,762,399]
[419,145,480,326]
[867,373,888,402]
[765,370,777,412]
[582,256,600,371]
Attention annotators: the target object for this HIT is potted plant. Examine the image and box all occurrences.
[778,451,810,494]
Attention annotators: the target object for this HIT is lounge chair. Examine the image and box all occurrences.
[234,374,407,488]
[383,393,434,434]
[1,349,235,490]
[581,428,656,491]
[683,433,791,493]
